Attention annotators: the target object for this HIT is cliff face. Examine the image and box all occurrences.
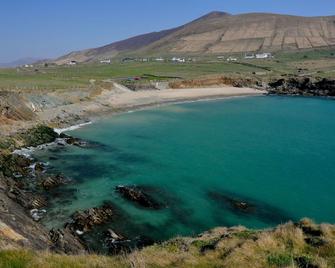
[0,92,35,122]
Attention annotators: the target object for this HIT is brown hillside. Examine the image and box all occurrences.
[55,11,335,64]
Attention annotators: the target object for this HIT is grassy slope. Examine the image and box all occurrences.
[0,219,334,268]
[0,49,334,91]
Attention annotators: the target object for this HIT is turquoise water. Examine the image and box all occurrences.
[33,96,335,248]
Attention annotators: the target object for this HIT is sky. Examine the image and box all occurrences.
[0,0,334,62]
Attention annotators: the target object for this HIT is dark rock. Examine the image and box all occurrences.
[104,229,132,254]
[66,203,114,234]
[6,184,47,209]
[61,134,88,147]
[305,237,326,247]
[30,196,48,209]
[209,192,254,213]
[296,221,323,237]
[0,153,32,178]
[49,228,86,254]
[268,77,335,96]
[40,174,67,190]
[208,191,292,225]
[116,185,163,209]
[34,162,45,173]
[294,256,319,268]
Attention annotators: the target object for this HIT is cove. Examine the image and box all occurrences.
[32,96,335,251]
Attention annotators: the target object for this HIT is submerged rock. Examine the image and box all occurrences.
[59,133,88,147]
[209,192,254,213]
[66,203,114,234]
[208,191,292,224]
[116,185,163,209]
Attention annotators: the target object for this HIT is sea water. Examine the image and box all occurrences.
[32,96,335,249]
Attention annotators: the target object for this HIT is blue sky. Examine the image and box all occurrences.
[1,0,334,62]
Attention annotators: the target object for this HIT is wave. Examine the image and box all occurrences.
[54,121,92,134]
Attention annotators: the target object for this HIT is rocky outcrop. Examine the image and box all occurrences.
[268,77,335,96]
[66,203,114,235]
[0,91,35,121]
[0,153,32,178]
[39,174,68,190]
[116,185,163,209]
[169,76,259,89]
[49,228,86,254]
[19,125,59,147]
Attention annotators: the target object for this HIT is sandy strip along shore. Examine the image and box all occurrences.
[0,86,266,135]
[38,87,266,127]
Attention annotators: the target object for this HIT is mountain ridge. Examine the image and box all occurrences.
[54,11,335,64]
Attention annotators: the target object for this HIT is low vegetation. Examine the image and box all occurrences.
[0,219,334,268]
[0,49,334,91]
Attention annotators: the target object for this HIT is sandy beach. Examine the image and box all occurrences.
[39,86,265,124]
[0,86,265,135]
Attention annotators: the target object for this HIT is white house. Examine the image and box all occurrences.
[172,57,185,63]
[155,57,164,62]
[226,56,238,62]
[100,59,111,64]
[217,56,225,60]
[244,53,255,59]
[255,53,272,59]
[67,60,77,65]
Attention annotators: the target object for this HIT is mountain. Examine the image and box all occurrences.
[0,57,44,68]
[55,11,335,64]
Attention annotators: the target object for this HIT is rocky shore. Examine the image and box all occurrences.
[0,126,167,254]
[268,77,335,96]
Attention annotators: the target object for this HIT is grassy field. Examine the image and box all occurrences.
[0,49,334,91]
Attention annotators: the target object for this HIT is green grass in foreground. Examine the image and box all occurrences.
[0,219,334,268]
[0,49,334,91]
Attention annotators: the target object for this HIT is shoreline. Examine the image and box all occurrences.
[0,86,266,136]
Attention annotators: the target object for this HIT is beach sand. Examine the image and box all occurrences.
[1,86,266,135]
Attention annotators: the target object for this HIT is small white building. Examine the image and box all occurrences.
[244,53,255,59]
[100,59,111,64]
[171,57,185,63]
[255,53,272,59]
[217,56,225,60]
[226,56,238,62]
[67,60,77,65]
[155,57,164,62]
